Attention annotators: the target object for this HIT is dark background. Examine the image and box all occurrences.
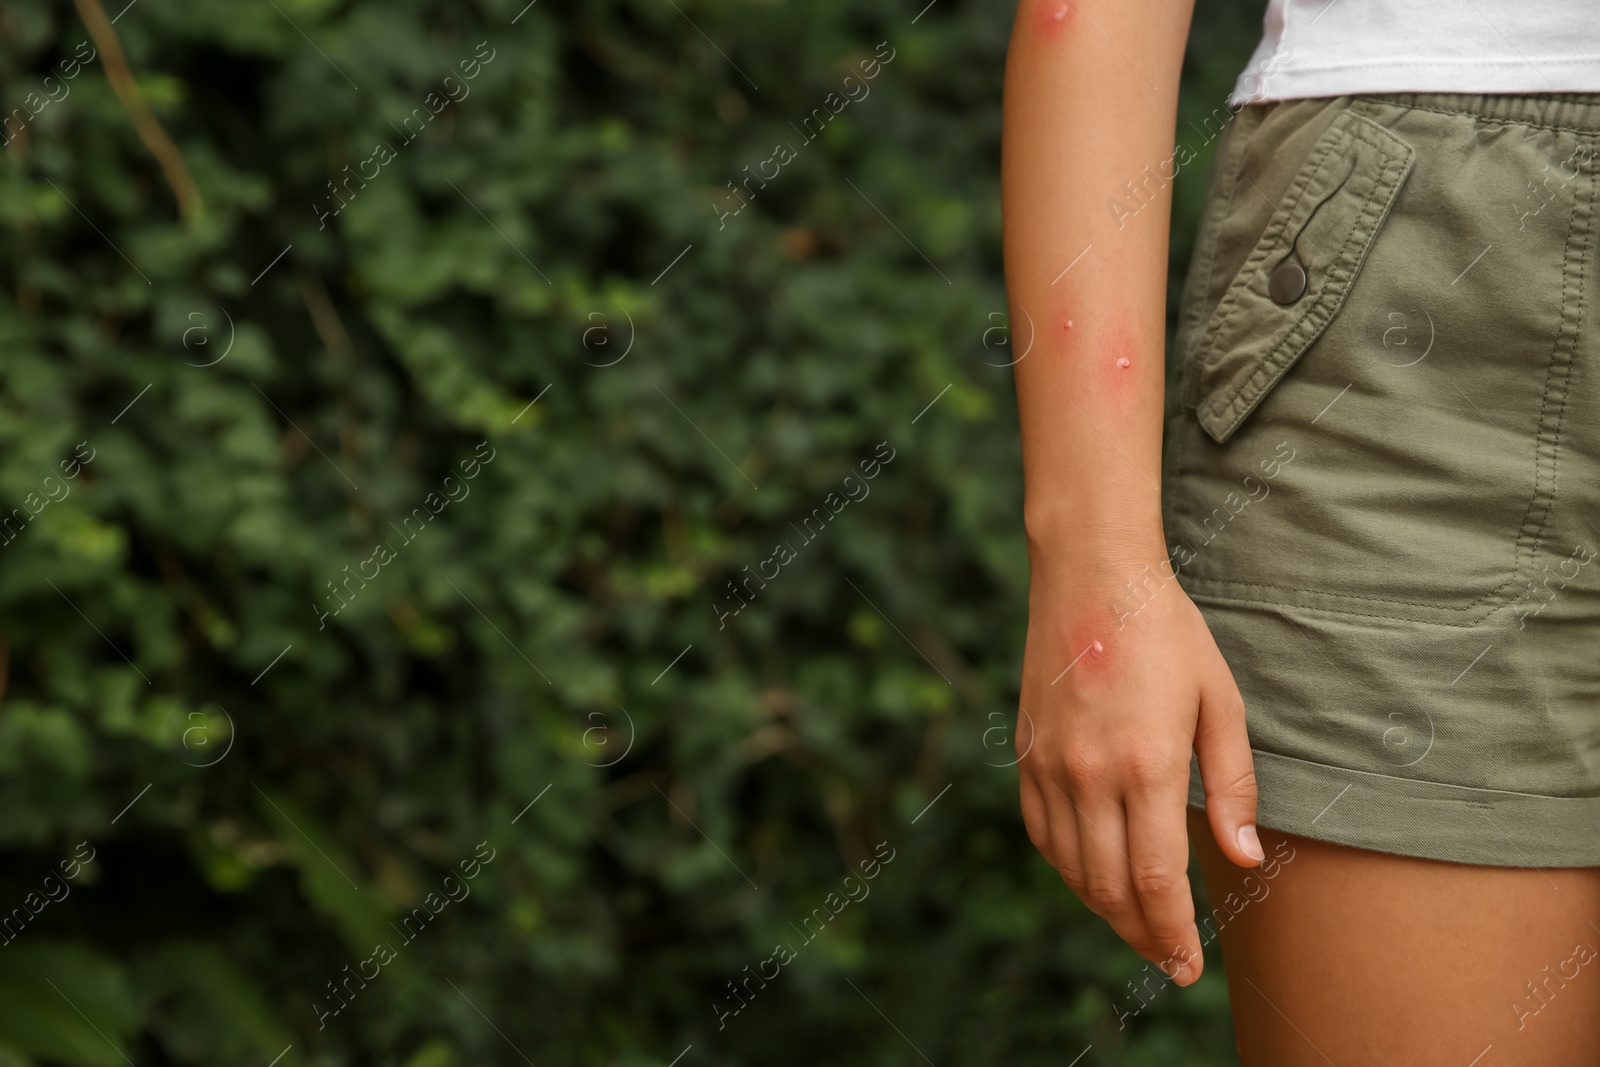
[0,0,1262,1063]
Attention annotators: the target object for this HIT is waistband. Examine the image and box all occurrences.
[1351,92,1600,131]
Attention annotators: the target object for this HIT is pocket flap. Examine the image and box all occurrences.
[1195,110,1416,444]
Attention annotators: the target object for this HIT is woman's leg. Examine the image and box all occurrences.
[1185,806,1600,1066]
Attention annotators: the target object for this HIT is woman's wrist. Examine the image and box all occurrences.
[1024,499,1167,571]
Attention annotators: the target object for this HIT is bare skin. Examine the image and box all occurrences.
[1003,0,1600,1057]
[1188,808,1600,1066]
[1003,0,1259,988]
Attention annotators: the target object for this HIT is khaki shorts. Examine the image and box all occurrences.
[1166,93,1600,868]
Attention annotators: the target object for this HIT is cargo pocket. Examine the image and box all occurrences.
[1193,109,1416,443]
[1168,98,1593,626]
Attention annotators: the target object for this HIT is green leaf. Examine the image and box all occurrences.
[401,1040,459,1067]
[137,942,306,1067]
[253,788,396,961]
[0,941,135,1067]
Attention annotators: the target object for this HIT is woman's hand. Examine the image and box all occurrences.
[1016,560,1261,986]
[1000,0,1221,985]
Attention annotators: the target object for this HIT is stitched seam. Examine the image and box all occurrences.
[1185,133,1242,365]
[1199,147,1401,429]
[1519,135,1596,576]
[1196,113,1356,385]
[1197,117,1349,367]
[1183,581,1504,627]
[1198,120,1412,433]
[1361,99,1584,614]
[1241,746,1600,803]
[1369,100,1600,136]
[1175,109,1255,423]
[1168,107,1265,514]
[1480,129,1595,600]
[1183,574,1506,616]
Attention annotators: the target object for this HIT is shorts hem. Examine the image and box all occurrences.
[1187,747,1600,869]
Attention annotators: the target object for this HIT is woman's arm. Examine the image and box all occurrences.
[1001,0,1262,985]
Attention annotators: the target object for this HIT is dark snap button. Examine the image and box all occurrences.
[1269,260,1307,305]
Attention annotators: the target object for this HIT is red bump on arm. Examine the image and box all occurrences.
[1049,303,1146,425]
[1045,297,1078,362]
[1095,314,1140,405]
[1033,1,1076,40]
[1056,618,1119,687]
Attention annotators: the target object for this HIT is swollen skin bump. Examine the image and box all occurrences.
[1034,1,1075,40]
[1058,612,1121,686]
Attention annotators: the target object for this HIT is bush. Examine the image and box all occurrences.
[0,0,1260,1062]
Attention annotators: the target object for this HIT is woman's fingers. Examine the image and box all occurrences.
[1124,776,1203,983]
[1047,788,1085,890]
[1029,773,1088,886]
[1019,776,1055,864]
[1064,788,1155,954]
[1043,761,1203,984]
[1194,656,1264,869]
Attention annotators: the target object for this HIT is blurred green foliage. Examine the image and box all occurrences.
[0,0,1261,1063]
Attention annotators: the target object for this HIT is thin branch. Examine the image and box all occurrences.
[73,0,202,221]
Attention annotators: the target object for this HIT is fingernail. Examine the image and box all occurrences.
[1237,823,1265,863]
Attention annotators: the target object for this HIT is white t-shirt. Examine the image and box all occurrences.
[1231,0,1600,103]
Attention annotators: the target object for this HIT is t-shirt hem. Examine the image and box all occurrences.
[1232,64,1600,103]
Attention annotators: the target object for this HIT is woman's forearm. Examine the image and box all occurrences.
[1005,1,1267,985]
[1002,0,1197,594]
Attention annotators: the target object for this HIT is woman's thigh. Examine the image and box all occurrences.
[1185,806,1600,1067]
